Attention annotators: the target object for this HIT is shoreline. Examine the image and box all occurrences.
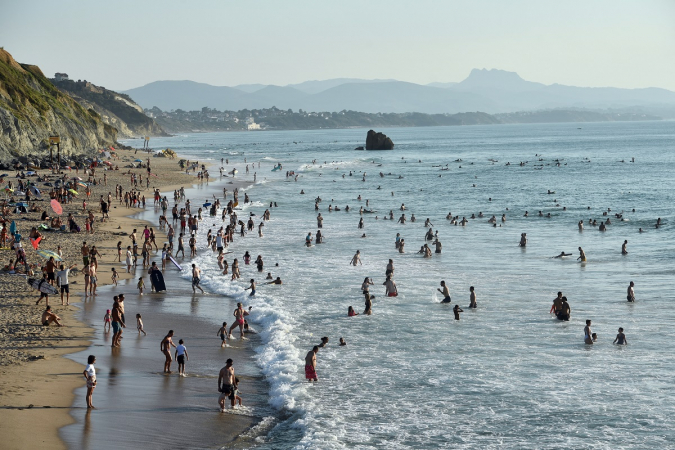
[2,149,259,449]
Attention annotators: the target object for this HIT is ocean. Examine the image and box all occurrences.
[120,121,675,449]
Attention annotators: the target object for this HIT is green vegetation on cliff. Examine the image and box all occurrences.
[0,49,117,158]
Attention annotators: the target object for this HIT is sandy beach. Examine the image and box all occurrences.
[1,149,259,449]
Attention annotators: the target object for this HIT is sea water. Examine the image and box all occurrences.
[123,121,675,449]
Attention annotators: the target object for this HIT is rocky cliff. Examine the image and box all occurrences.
[52,78,168,138]
[0,49,117,160]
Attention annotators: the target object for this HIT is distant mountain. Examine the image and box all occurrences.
[122,70,675,115]
[287,78,398,94]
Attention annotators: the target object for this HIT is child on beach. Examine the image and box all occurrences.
[116,241,122,262]
[233,377,243,407]
[104,309,111,332]
[136,313,146,336]
[111,268,118,286]
[137,276,145,295]
[217,322,228,347]
[175,339,188,376]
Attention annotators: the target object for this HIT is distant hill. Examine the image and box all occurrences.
[0,48,116,160]
[123,70,675,116]
[52,78,168,138]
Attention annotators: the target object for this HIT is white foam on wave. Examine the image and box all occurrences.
[181,244,310,416]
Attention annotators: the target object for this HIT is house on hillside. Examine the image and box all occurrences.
[54,73,69,81]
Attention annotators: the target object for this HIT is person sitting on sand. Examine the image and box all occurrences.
[41,306,63,326]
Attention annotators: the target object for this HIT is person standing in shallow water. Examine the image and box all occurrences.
[438,281,451,303]
[584,320,593,345]
[469,286,477,308]
[453,304,463,320]
[305,346,319,382]
[627,281,635,302]
[577,247,586,262]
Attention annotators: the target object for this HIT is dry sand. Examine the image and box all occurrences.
[0,149,220,449]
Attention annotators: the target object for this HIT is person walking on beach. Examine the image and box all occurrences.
[161,330,177,373]
[125,246,133,273]
[192,264,205,293]
[56,263,77,306]
[136,314,146,336]
[305,346,319,382]
[350,250,362,266]
[584,320,594,345]
[613,327,628,345]
[111,297,125,347]
[627,281,635,302]
[175,339,189,377]
[83,355,97,409]
[438,281,451,303]
[218,358,235,411]
[217,322,228,347]
[228,303,249,339]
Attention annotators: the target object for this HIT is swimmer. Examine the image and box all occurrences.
[339,337,347,346]
[613,327,627,345]
[550,292,563,314]
[438,281,451,303]
[453,304,463,320]
[553,252,572,258]
[577,247,586,262]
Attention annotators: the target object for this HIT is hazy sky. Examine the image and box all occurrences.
[2,0,674,91]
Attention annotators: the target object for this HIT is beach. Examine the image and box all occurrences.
[1,149,262,449]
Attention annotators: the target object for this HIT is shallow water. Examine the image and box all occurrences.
[121,121,675,449]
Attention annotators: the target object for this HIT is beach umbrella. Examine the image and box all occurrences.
[29,185,41,197]
[37,249,62,261]
[77,182,87,188]
[31,237,41,250]
[51,199,63,215]
[68,189,78,195]
[134,159,143,162]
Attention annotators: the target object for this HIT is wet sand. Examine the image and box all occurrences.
[61,279,268,450]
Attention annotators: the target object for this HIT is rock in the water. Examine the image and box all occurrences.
[365,130,394,150]
[354,146,364,150]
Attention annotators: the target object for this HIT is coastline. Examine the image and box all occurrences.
[1,149,259,449]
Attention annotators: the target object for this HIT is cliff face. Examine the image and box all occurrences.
[0,49,117,160]
[52,79,168,138]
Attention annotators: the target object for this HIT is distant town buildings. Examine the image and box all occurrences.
[54,73,69,81]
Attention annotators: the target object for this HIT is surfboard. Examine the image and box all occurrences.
[150,271,167,292]
[168,255,182,271]
[28,277,59,295]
